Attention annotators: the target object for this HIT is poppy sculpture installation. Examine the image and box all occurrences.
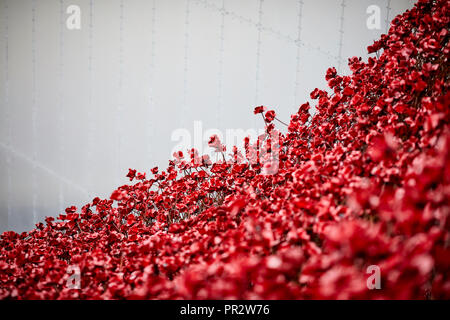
[0,0,449,300]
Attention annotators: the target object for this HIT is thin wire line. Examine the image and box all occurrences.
[58,0,65,213]
[148,0,156,167]
[182,0,191,128]
[31,0,38,224]
[0,141,90,198]
[217,0,225,129]
[87,0,94,199]
[293,0,304,107]
[191,0,346,65]
[337,0,346,73]
[3,0,12,228]
[385,0,391,34]
[115,0,124,186]
[254,0,263,128]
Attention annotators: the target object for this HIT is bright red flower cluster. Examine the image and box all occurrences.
[1,0,449,299]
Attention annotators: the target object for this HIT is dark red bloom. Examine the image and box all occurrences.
[126,168,137,181]
[1,0,449,300]
[254,106,266,114]
[264,110,276,122]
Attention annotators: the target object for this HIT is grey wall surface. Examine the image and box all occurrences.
[0,0,415,233]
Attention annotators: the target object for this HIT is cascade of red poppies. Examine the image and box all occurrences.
[1,0,449,299]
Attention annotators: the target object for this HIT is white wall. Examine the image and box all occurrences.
[0,0,415,233]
